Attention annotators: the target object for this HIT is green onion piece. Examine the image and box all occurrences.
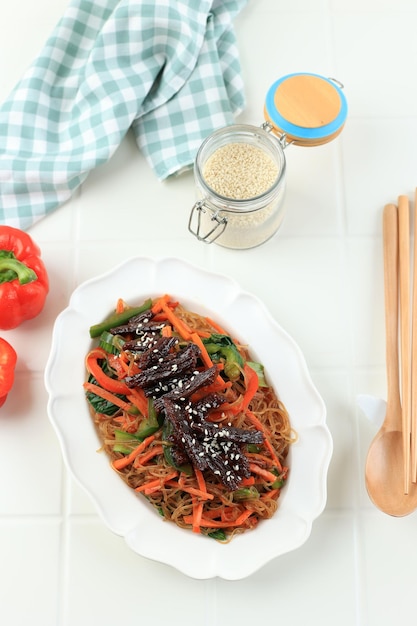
[246,443,262,454]
[113,429,141,453]
[203,334,244,381]
[270,466,286,489]
[113,443,134,454]
[98,331,120,355]
[232,486,259,501]
[246,361,268,387]
[208,530,228,541]
[89,298,152,338]
[135,398,163,439]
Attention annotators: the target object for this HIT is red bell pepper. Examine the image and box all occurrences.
[0,337,17,407]
[0,226,49,330]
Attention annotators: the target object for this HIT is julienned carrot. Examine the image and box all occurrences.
[165,481,214,501]
[168,469,214,504]
[263,438,283,472]
[245,409,282,471]
[86,348,130,395]
[160,303,193,339]
[240,476,256,486]
[247,452,275,466]
[194,329,212,338]
[134,444,164,465]
[118,351,140,377]
[195,468,207,495]
[127,387,148,415]
[190,333,213,369]
[214,364,259,416]
[190,472,208,534]
[249,463,277,483]
[161,324,172,337]
[114,413,138,433]
[190,331,230,391]
[198,507,225,519]
[183,508,254,528]
[151,294,171,314]
[205,316,228,335]
[112,434,156,470]
[221,506,239,522]
[240,364,259,412]
[83,382,132,413]
[228,508,255,526]
[192,500,204,533]
[245,408,270,434]
[261,489,280,500]
[116,298,126,314]
[135,471,178,494]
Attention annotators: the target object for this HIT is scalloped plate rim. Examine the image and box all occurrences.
[45,255,332,580]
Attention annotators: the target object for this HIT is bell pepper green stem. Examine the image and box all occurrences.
[0,256,38,285]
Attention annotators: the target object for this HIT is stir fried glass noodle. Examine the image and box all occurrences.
[84,295,296,541]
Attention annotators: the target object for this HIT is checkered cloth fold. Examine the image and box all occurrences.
[0,0,248,229]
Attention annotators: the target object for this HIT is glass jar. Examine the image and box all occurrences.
[188,72,348,250]
[189,124,286,250]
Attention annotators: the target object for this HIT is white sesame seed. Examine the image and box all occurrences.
[203,143,278,200]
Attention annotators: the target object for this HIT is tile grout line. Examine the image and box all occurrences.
[337,121,366,626]
[56,191,82,626]
[55,468,72,626]
[327,6,367,620]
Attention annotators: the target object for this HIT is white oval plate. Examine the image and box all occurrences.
[45,256,332,580]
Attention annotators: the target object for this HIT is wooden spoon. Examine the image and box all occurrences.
[365,203,417,515]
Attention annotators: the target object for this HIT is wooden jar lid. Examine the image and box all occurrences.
[264,73,348,147]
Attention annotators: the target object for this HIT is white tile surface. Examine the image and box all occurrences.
[0,372,63,515]
[65,519,208,625]
[1,0,417,624]
[0,519,61,626]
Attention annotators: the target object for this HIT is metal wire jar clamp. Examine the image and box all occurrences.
[188,201,228,244]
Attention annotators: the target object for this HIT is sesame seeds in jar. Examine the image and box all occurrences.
[189,73,348,249]
[202,143,279,201]
[189,125,287,250]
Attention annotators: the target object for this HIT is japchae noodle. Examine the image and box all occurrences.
[85,296,295,541]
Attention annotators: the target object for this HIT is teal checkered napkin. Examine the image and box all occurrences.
[0,0,248,229]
